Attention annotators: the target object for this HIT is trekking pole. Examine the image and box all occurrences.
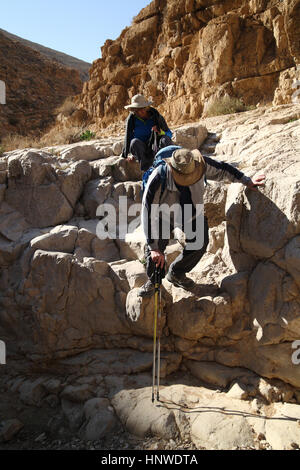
[152,266,161,403]
[157,268,162,402]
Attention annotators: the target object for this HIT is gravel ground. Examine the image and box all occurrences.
[0,424,199,451]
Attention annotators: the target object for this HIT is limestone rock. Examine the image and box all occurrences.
[110,260,148,290]
[30,225,78,254]
[167,291,232,341]
[61,399,84,431]
[111,388,179,439]
[17,250,130,357]
[83,398,118,441]
[185,361,254,389]
[19,377,48,406]
[4,152,91,228]
[172,124,208,149]
[191,411,254,450]
[60,142,106,161]
[1,104,300,448]
[69,0,298,130]
[0,419,24,442]
[60,384,94,403]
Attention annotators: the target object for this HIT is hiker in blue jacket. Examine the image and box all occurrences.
[138,146,265,297]
[121,94,173,171]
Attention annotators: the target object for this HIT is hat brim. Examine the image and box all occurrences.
[124,102,153,110]
[168,160,205,186]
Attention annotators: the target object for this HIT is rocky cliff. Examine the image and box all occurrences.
[77,0,299,129]
[0,103,299,449]
[0,31,83,138]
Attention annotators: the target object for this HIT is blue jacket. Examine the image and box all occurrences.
[122,107,172,158]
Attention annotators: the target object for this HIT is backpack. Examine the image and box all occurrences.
[141,145,182,196]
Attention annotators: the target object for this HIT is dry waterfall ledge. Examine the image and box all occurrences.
[0,104,300,450]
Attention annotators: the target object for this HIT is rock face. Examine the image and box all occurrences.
[0,31,83,138]
[0,103,299,449]
[77,0,299,129]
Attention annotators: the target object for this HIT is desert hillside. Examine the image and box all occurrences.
[0,30,83,138]
[0,28,91,82]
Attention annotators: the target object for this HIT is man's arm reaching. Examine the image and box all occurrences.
[204,156,265,190]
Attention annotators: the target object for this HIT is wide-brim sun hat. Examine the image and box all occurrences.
[124,94,153,109]
[168,148,206,186]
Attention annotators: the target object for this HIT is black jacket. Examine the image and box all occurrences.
[121,107,171,159]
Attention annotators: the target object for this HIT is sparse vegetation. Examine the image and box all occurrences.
[205,96,254,117]
[79,130,96,141]
[55,97,77,117]
[0,125,99,152]
[0,133,43,152]
[39,125,85,146]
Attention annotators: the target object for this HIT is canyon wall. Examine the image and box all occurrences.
[77,0,300,128]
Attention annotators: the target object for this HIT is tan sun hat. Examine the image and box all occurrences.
[124,94,153,110]
[168,148,206,186]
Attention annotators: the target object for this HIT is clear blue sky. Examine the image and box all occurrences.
[0,0,151,63]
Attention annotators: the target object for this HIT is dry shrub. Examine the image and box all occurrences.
[55,97,77,117]
[0,133,43,152]
[205,96,249,117]
[0,125,97,152]
[40,124,93,146]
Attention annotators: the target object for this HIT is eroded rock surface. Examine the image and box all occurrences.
[0,104,300,449]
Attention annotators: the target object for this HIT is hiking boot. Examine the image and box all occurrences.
[166,271,194,290]
[138,280,155,298]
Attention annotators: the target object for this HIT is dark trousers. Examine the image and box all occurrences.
[145,216,209,284]
[130,135,173,171]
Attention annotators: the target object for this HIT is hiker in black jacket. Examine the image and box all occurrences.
[121,94,173,171]
[138,147,266,297]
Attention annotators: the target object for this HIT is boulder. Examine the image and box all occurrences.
[82,398,118,441]
[4,152,91,228]
[0,419,24,442]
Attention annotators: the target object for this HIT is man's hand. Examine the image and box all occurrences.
[247,174,266,191]
[151,250,165,269]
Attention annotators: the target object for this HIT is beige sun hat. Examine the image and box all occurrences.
[168,148,206,186]
[124,94,153,110]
